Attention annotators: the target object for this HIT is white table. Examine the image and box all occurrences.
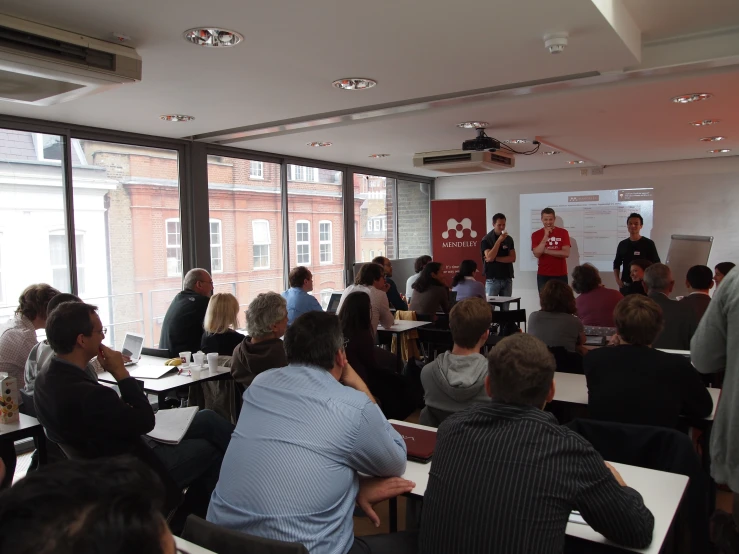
[552,371,720,421]
[377,320,431,371]
[174,536,216,554]
[98,354,231,407]
[0,413,47,463]
[389,420,686,554]
[657,349,690,357]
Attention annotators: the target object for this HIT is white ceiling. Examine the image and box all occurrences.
[0,0,738,176]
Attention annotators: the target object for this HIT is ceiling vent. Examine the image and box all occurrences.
[0,14,142,106]
[413,150,515,173]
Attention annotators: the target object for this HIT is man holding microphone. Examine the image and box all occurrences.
[531,207,571,291]
[481,213,516,302]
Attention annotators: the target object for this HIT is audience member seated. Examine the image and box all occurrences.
[420,297,491,427]
[0,457,177,554]
[643,263,698,350]
[410,262,451,317]
[340,291,415,420]
[714,261,735,288]
[419,333,654,554]
[680,265,713,321]
[231,292,288,390]
[33,302,234,519]
[585,295,712,428]
[282,266,323,326]
[528,280,586,355]
[159,268,213,357]
[208,311,416,554]
[0,283,59,388]
[373,256,408,311]
[571,264,622,327]
[200,292,245,355]
[338,262,395,335]
[450,260,485,301]
[406,255,432,301]
[621,259,652,296]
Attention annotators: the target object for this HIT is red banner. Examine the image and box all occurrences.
[431,199,487,285]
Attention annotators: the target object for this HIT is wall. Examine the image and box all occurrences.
[435,156,739,316]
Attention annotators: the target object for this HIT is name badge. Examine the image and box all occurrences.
[502,245,508,250]
[634,251,640,255]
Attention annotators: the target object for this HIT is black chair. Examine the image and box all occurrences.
[142,347,170,358]
[182,514,309,554]
[548,346,584,374]
[566,419,712,554]
[492,308,527,334]
[417,327,454,363]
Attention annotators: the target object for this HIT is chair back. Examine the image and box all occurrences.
[491,309,526,326]
[417,328,454,362]
[548,346,584,375]
[19,389,37,417]
[182,515,310,554]
[142,347,170,358]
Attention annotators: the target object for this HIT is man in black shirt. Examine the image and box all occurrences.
[159,268,213,356]
[372,256,408,310]
[480,213,516,307]
[613,213,660,294]
[419,333,654,554]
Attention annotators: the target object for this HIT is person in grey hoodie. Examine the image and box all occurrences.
[420,297,492,427]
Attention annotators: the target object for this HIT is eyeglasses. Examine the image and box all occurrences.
[343,338,350,348]
[99,327,107,336]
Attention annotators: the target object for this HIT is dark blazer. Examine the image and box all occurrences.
[385,277,408,311]
[159,289,210,356]
[679,293,711,322]
[648,292,698,350]
[585,344,713,428]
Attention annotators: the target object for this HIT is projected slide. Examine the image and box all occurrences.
[519,189,654,272]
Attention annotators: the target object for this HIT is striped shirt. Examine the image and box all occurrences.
[207,363,407,554]
[419,403,654,554]
[0,314,38,388]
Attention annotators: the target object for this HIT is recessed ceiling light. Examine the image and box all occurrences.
[332,78,377,91]
[568,160,585,165]
[700,136,725,142]
[183,28,243,47]
[160,114,195,122]
[369,154,390,158]
[543,151,561,155]
[690,119,720,127]
[671,93,712,104]
[503,139,529,144]
[307,141,332,147]
[708,149,731,154]
[457,121,489,129]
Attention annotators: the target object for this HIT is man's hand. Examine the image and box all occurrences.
[605,462,627,486]
[383,282,391,293]
[616,278,624,289]
[543,227,552,239]
[357,477,416,527]
[97,344,130,381]
[496,232,507,244]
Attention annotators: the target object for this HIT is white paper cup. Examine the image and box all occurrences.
[207,352,219,373]
[192,352,205,367]
[179,351,191,368]
[190,368,203,379]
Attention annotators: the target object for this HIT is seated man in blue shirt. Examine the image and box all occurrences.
[282,266,323,326]
[208,311,417,554]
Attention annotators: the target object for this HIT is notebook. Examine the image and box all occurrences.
[147,406,198,444]
[391,422,437,464]
[121,332,145,366]
[127,365,177,379]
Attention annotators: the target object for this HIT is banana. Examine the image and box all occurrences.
[164,358,182,367]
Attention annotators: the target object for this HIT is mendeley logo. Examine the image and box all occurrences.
[441,218,478,239]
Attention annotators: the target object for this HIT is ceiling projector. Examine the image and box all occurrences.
[462,128,501,152]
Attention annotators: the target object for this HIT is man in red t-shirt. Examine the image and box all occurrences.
[531,207,571,292]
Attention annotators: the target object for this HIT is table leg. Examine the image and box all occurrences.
[389,496,398,533]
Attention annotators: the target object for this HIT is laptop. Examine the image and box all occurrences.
[326,293,343,314]
[391,422,437,464]
[584,335,606,347]
[120,332,145,366]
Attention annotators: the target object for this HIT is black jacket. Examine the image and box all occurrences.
[159,289,210,356]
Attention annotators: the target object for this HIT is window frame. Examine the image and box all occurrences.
[48,230,85,294]
[251,219,271,270]
[318,220,332,265]
[209,218,223,273]
[33,133,86,165]
[295,219,311,265]
[250,160,264,179]
[290,165,318,183]
[165,218,183,278]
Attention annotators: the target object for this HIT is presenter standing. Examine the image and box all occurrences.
[613,213,660,295]
[481,213,516,304]
[531,208,570,292]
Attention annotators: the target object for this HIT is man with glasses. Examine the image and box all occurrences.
[159,268,214,357]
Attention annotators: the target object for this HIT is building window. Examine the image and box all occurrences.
[210,219,223,272]
[49,232,85,293]
[369,250,374,259]
[252,219,271,270]
[296,220,311,265]
[367,220,372,232]
[33,134,86,164]
[320,289,334,310]
[165,219,182,277]
[290,165,318,182]
[319,220,332,264]
[250,161,264,179]
[382,218,387,231]
[374,219,381,231]
[0,233,3,303]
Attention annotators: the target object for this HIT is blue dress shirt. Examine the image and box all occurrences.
[281,287,323,326]
[207,363,407,554]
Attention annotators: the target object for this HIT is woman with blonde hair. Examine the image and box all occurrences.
[201,292,245,355]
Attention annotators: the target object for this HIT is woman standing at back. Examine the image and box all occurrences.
[451,260,485,301]
[410,262,451,317]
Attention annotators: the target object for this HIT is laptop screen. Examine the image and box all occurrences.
[327,293,342,314]
[121,333,144,361]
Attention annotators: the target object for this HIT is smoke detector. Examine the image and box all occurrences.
[543,32,569,54]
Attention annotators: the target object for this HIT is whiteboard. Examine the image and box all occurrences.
[665,235,713,299]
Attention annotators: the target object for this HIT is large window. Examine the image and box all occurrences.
[210,219,223,272]
[49,232,85,294]
[165,219,182,277]
[354,173,395,263]
[296,220,311,265]
[208,156,283,311]
[287,164,344,306]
